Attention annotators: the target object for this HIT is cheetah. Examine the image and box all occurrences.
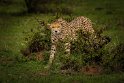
[46,16,95,68]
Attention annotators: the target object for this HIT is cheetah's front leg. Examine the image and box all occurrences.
[47,44,56,68]
[65,42,71,56]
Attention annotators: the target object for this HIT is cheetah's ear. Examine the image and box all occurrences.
[47,23,51,29]
[47,23,50,26]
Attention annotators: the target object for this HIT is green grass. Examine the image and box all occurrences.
[0,58,124,83]
[0,63,124,83]
[0,0,124,82]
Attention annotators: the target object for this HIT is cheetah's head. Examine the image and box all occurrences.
[47,22,62,35]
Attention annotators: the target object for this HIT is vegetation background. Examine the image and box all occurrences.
[0,0,124,83]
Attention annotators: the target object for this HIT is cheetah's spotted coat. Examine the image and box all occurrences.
[47,16,95,67]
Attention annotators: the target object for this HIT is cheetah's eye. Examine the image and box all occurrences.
[51,26,54,28]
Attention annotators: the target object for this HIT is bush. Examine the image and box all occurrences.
[71,29,111,66]
[103,43,124,72]
[50,28,111,73]
[21,21,51,62]
[21,16,124,73]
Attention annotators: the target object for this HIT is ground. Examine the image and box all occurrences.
[0,0,124,82]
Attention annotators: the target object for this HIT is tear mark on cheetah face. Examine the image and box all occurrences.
[48,22,62,35]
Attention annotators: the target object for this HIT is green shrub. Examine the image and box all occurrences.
[71,29,111,66]
[21,16,124,73]
[103,43,124,72]
[21,21,51,62]
[50,28,111,73]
